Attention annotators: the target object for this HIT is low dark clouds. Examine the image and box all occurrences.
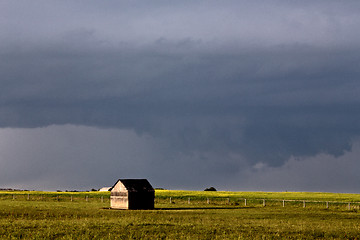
[1,40,359,166]
[1,1,360,190]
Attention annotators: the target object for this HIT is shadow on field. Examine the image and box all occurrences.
[103,207,253,210]
[155,207,251,210]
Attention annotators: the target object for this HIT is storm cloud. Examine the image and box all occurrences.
[1,1,360,191]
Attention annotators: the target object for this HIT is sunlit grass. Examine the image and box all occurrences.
[2,189,360,202]
[1,190,360,239]
[156,189,360,202]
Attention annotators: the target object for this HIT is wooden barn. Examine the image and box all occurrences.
[110,179,154,210]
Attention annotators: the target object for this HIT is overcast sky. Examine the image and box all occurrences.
[1,1,360,192]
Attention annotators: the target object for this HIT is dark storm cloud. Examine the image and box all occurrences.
[1,0,360,173]
[241,140,360,193]
[1,39,359,167]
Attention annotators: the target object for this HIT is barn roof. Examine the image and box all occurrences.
[110,179,154,192]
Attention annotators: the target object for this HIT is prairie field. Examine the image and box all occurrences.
[0,190,360,239]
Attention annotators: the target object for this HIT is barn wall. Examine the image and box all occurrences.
[110,191,129,209]
[128,192,155,210]
[110,181,129,209]
[112,181,127,192]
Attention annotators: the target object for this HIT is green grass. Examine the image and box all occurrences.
[156,190,360,202]
[1,190,360,239]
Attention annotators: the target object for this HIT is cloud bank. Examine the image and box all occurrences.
[0,1,360,191]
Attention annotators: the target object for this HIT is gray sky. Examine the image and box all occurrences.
[1,1,360,192]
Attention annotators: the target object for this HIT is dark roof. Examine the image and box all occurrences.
[111,179,154,192]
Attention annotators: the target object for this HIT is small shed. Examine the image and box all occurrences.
[110,179,154,210]
[98,187,111,192]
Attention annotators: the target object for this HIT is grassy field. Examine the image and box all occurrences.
[1,190,360,239]
[155,190,360,202]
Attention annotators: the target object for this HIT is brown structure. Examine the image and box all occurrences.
[110,179,154,210]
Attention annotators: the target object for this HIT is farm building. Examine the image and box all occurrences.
[110,179,154,210]
[98,187,111,192]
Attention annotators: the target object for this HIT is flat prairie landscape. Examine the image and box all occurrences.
[1,190,360,239]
